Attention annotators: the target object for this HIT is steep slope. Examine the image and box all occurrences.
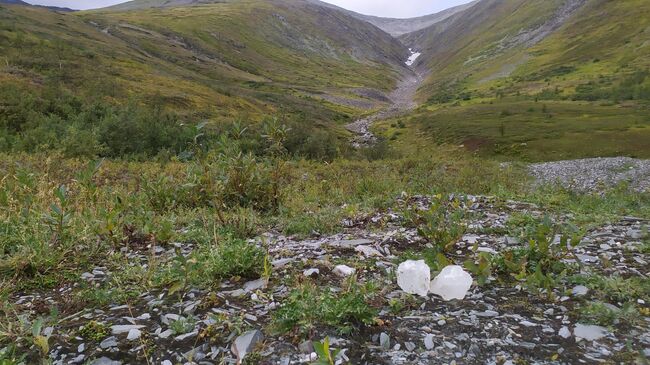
[0,0,408,125]
[402,0,591,95]
[306,0,478,37]
[0,0,75,11]
[384,0,650,161]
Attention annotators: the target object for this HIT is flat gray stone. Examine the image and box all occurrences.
[424,334,435,350]
[574,324,607,341]
[99,336,118,349]
[232,330,264,363]
[328,239,374,248]
[111,325,145,335]
[380,332,390,350]
[91,358,122,365]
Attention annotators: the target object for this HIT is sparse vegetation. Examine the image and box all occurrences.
[0,0,648,363]
[272,278,378,337]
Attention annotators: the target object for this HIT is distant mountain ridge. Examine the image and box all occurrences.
[308,0,479,37]
[0,0,76,11]
[0,0,410,134]
[103,0,477,37]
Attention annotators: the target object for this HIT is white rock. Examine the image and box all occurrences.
[423,334,435,350]
[126,329,142,341]
[574,324,607,341]
[90,357,122,365]
[161,361,172,365]
[429,265,473,301]
[158,329,173,339]
[396,260,431,297]
[333,265,356,277]
[355,245,383,257]
[174,331,198,341]
[243,278,268,293]
[558,326,571,338]
[111,325,145,335]
[571,285,589,296]
[99,336,118,349]
[303,268,320,278]
[379,332,390,349]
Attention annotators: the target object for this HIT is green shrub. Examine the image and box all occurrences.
[272,279,377,336]
[155,237,265,291]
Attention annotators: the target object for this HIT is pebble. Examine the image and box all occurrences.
[111,325,145,335]
[333,265,356,277]
[99,336,118,349]
[126,329,142,341]
[379,332,390,350]
[571,285,589,296]
[574,324,607,341]
[424,334,435,350]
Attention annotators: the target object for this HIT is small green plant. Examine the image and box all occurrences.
[42,185,73,244]
[569,274,650,305]
[579,302,641,327]
[157,237,265,292]
[405,196,466,253]
[311,337,341,365]
[79,321,109,342]
[464,252,492,286]
[0,315,54,364]
[29,318,50,360]
[388,294,418,315]
[169,316,196,335]
[492,217,583,295]
[76,159,103,205]
[199,312,248,345]
[272,278,377,337]
[0,345,26,365]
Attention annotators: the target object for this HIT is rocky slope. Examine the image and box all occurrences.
[307,0,478,37]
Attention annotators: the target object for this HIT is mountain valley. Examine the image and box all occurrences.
[0,1,649,364]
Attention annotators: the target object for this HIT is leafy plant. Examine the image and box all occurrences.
[312,337,341,365]
[492,217,583,295]
[273,279,377,337]
[579,302,641,327]
[406,196,466,253]
[169,316,196,335]
[464,252,492,286]
[157,237,265,292]
[79,321,109,342]
[42,185,73,244]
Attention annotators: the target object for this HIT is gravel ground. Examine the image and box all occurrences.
[346,68,422,148]
[529,157,650,192]
[14,195,649,365]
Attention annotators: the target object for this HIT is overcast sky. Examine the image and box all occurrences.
[26,0,474,17]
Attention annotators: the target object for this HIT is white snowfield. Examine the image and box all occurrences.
[405,48,421,66]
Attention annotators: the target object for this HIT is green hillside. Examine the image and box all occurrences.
[395,0,650,161]
[0,1,407,157]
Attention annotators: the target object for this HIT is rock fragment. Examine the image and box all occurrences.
[333,265,356,277]
[232,330,264,364]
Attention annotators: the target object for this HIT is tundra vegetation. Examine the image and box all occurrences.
[0,0,649,364]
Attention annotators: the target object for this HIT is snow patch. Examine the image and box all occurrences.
[405,48,421,66]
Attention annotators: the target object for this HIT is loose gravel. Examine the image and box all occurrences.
[529,157,650,192]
